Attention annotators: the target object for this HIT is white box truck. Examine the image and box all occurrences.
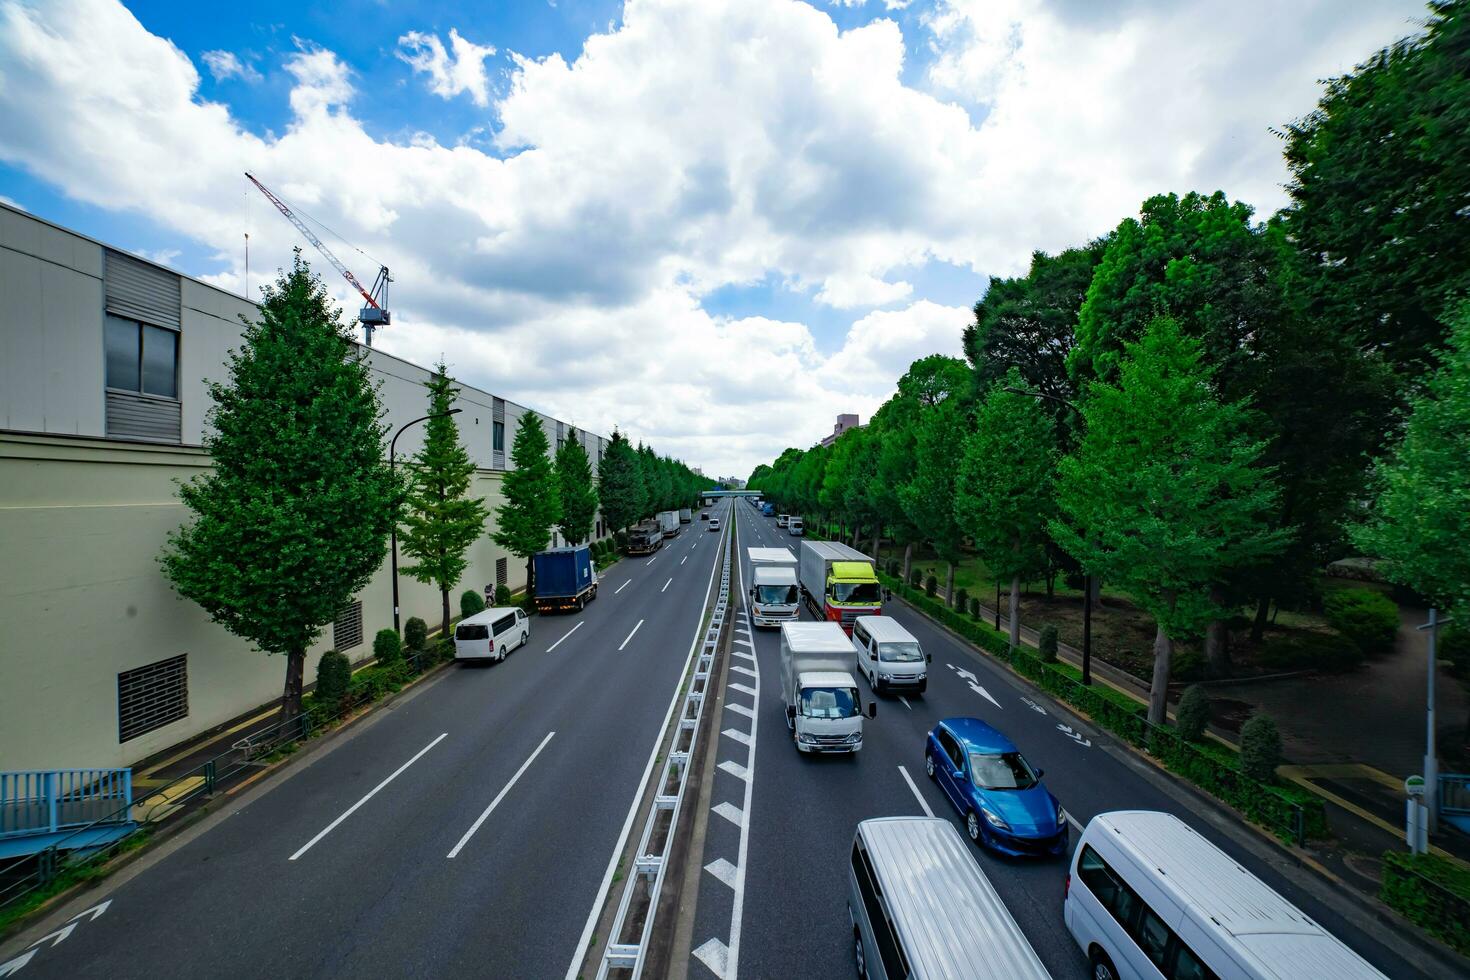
[679,507,692,524]
[658,510,680,537]
[747,547,799,627]
[780,622,875,753]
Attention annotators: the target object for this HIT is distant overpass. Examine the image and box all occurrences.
[700,489,761,498]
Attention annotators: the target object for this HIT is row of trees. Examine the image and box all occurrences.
[751,3,1470,725]
[160,254,706,721]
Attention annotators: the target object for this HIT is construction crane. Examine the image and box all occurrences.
[244,172,391,347]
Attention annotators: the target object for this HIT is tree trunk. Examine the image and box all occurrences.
[279,647,306,726]
[945,562,955,609]
[1204,587,1231,676]
[1250,594,1271,644]
[440,587,452,644]
[901,542,913,583]
[1009,573,1022,650]
[1148,599,1175,726]
[1089,576,1102,611]
[871,527,881,560]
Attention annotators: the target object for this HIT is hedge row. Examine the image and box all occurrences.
[878,572,1328,844]
[1381,851,1470,955]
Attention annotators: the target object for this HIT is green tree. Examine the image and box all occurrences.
[901,396,969,606]
[492,413,562,603]
[956,371,1058,646]
[1051,318,1285,724]
[398,363,489,641]
[598,430,646,532]
[160,254,399,723]
[1282,1,1470,375]
[554,429,600,545]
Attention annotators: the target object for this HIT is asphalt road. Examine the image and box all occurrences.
[4,499,734,980]
[687,499,1429,980]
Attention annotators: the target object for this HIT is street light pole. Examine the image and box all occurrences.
[389,408,462,633]
[1418,608,1453,834]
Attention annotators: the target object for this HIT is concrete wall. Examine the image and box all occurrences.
[0,203,612,771]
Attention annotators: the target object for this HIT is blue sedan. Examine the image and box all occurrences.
[924,717,1067,856]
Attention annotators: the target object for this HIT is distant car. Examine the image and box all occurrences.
[700,511,709,520]
[925,717,1066,856]
[709,517,721,531]
[454,607,530,664]
[788,517,804,536]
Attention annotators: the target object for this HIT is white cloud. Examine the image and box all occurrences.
[0,0,1429,477]
[200,49,261,84]
[396,28,497,107]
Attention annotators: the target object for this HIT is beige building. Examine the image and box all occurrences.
[0,204,613,771]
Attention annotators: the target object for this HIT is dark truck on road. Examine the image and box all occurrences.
[626,522,664,556]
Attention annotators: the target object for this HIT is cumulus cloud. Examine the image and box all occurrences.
[396,28,498,106]
[200,49,261,84]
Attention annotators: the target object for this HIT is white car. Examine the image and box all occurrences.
[454,607,530,663]
[709,517,722,531]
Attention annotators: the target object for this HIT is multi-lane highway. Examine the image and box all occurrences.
[685,498,1429,980]
[3,500,735,980]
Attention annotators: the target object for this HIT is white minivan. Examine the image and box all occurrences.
[454,607,530,664]
[851,616,929,694]
[849,817,1051,979]
[1066,810,1387,980]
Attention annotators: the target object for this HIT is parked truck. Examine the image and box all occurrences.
[679,507,693,524]
[626,521,664,555]
[658,510,680,538]
[533,545,598,613]
[779,622,875,753]
[747,547,800,627]
[798,541,882,635]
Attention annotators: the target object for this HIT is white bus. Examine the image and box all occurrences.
[1065,811,1386,980]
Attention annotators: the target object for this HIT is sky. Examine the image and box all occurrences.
[0,0,1429,479]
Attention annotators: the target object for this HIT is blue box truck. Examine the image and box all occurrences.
[533,545,599,613]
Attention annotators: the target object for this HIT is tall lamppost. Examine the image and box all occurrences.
[1418,609,1453,834]
[389,408,462,633]
[1003,385,1092,686]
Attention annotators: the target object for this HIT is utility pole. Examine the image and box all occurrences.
[1417,608,1452,834]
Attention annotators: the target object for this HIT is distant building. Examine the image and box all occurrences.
[718,476,746,489]
[820,413,860,448]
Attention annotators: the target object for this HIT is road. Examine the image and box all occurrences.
[2,499,735,980]
[686,498,1429,980]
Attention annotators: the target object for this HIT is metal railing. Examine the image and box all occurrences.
[0,769,134,841]
[1440,773,1470,823]
[598,519,732,978]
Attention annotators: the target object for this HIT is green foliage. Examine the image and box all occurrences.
[1257,632,1362,672]
[314,650,351,705]
[895,357,972,564]
[555,429,599,544]
[1380,851,1470,955]
[1323,587,1400,656]
[1176,684,1210,741]
[909,567,922,588]
[885,558,900,577]
[1038,624,1059,663]
[968,596,981,619]
[597,430,647,531]
[924,574,938,597]
[404,617,428,651]
[494,584,512,606]
[159,254,400,719]
[460,589,486,619]
[374,628,402,665]
[1239,714,1282,783]
[954,587,969,614]
[493,413,562,571]
[1352,312,1470,620]
[398,363,488,631]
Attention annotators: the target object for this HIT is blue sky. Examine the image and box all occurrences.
[0,0,1426,476]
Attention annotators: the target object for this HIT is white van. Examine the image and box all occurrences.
[849,817,1051,980]
[1066,811,1386,980]
[851,616,929,693]
[788,516,804,536]
[453,607,530,663]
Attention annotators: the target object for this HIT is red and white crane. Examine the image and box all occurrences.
[244,172,391,347]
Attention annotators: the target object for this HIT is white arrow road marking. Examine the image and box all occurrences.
[447,731,556,858]
[1022,697,1047,715]
[0,949,37,977]
[897,765,935,818]
[618,619,644,651]
[547,621,584,652]
[968,681,1003,709]
[615,580,630,595]
[1056,724,1092,748]
[28,923,76,949]
[68,901,110,923]
[948,663,978,684]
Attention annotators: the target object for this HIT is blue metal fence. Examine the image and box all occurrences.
[0,768,133,840]
[1440,772,1470,833]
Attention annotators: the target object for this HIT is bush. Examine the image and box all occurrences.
[494,584,512,606]
[374,627,402,665]
[924,574,938,598]
[1176,684,1210,741]
[885,558,899,577]
[954,587,969,613]
[968,596,981,619]
[908,567,921,588]
[1038,624,1059,663]
[1239,714,1281,783]
[1258,632,1361,672]
[1380,851,1470,955]
[614,530,628,551]
[460,589,486,619]
[404,617,428,651]
[1323,587,1399,656]
[315,650,351,706]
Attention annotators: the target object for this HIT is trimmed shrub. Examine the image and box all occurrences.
[1380,852,1470,955]
[374,627,402,665]
[460,589,486,619]
[1176,684,1210,741]
[908,567,922,588]
[1258,632,1360,672]
[494,584,512,606]
[954,587,969,613]
[1239,714,1282,783]
[968,596,981,619]
[1038,624,1059,663]
[1323,587,1399,656]
[404,617,428,652]
[885,558,899,577]
[924,574,938,598]
[315,650,351,706]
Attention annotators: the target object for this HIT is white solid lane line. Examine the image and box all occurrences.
[615,580,630,595]
[447,730,557,858]
[661,577,673,593]
[618,619,644,651]
[547,621,584,652]
[898,765,935,818]
[290,733,447,860]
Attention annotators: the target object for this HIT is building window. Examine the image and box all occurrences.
[333,601,364,651]
[106,315,178,398]
[118,654,189,743]
[492,420,505,453]
[496,558,508,588]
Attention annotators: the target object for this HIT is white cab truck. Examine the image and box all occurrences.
[780,622,876,753]
[658,510,680,537]
[747,547,799,627]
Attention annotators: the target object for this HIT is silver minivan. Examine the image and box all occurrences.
[849,817,1051,979]
[454,607,530,663]
[851,616,929,693]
